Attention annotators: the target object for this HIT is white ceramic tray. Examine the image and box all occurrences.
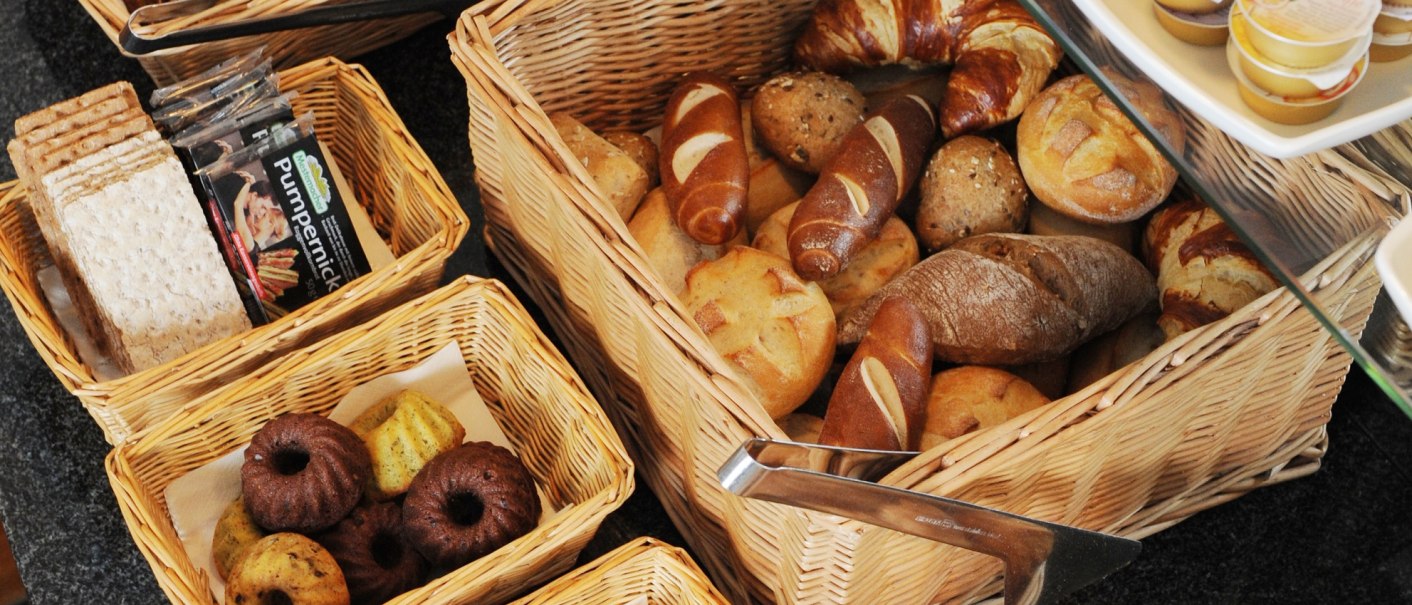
[1072,0,1412,159]
[1376,216,1412,330]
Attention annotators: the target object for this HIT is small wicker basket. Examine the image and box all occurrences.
[450,1,1400,602]
[0,57,468,444]
[511,537,728,605]
[106,276,635,605]
[77,0,441,87]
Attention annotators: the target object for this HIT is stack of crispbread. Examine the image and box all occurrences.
[7,82,251,374]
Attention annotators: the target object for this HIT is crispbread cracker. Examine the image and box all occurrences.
[24,112,155,177]
[16,96,136,149]
[13,82,136,136]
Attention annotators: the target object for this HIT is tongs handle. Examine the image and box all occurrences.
[120,0,475,55]
[718,438,1141,605]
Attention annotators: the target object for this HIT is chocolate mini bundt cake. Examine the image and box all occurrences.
[317,501,426,605]
[401,441,541,569]
[242,413,372,533]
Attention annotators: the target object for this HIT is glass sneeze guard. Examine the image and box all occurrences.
[1019,0,1412,416]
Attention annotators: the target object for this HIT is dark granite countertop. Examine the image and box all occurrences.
[1,2,1411,604]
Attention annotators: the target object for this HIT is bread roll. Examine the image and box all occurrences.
[778,413,824,443]
[551,113,650,220]
[921,366,1050,449]
[1068,312,1164,392]
[754,201,918,318]
[603,130,660,189]
[838,233,1157,365]
[682,247,836,418]
[1017,73,1185,224]
[1026,200,1137,253]
[1000,356,1070,401]
[751,71,866,174]
[660,72,750,244]
[794,0,1061,137]
[916,136,1028,253]
[847,64,948,114]
[788,95,935,281]
[628,189,745,294]
[819,297,932,451]
[740,105,816,237]
[1144,195,1277,339]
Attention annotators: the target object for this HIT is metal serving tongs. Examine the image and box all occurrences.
[718,438,1142,605]
[120,0,477,55]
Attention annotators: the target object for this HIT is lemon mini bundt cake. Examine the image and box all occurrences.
[349,390,466,501]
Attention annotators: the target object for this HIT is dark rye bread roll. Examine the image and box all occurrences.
[838,233,1157,365]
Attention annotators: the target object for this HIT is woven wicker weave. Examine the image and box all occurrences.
[0,57,467,444]
[106,276,635,605]
[511,537,728,605]
[450,1,1396,602]
[77,0,440,86]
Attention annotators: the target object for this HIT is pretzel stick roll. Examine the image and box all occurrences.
[659,72,750,245]
[787,94,936,281]
[817,296,933,451]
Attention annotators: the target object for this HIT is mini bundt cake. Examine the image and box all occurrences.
[401,441,541,569]
[349,390,466,501]
[317,501,426,605]
[226,533,350,605]
[242,413,372,533]
[212,496,268,580]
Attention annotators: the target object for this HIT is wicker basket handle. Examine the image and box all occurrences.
[718,438,1142,605]
[120,0,476,55]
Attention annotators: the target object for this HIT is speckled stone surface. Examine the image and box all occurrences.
[0,1,1410,604]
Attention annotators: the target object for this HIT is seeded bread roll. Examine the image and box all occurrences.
[1017,73,1185,225]
[629,188,746,294]
[551,112,650,220]
[838,233,1157,365]
[916,135,1029,253]
[751,71,866,174]
[682,247,836,418]
[603,130,660,189]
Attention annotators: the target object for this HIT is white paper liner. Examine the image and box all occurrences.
[36,265,122,382]
[164,341,557,602]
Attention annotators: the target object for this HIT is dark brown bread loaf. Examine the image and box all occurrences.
[838,233,1157,365]
[787,95,935,281]
[660,72,750,244]
[818,297,932,451]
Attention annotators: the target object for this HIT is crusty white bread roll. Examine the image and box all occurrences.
[787,95,935,281]
[794,0,1061,137]
[818,297,932,451]
[838,233,1158,365]
[660,72,750,245]
[1017,73,1185,225]
[681,247,836,418]
[1143,194,1278,340]
[628,188,746,294]
[921,366,1050,449]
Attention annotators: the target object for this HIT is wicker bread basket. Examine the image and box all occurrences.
[450,1,1402,602]
[77,0,440,87]
[511,537,728,605]
[106,276,635,605]
[0,57,467,444]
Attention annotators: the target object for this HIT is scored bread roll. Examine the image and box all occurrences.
[628,188,746,294]
[1026,200,1137,253]
[660,72,750,245]
[1144,194,1278,339]
[1017,73,1185,225]
[921,366,1050,449]
[754,200,918,318]
[551,113,650,221]
[838,233,1158,365]
[681,247,836,418]
[787,95,935,281]
[818,297,932,451]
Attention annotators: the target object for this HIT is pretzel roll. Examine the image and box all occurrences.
[660,72,750,244]
[818,297,933,451]
[787,95,935,281]
[794,0,1061,137]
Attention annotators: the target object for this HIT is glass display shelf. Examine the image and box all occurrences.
[1019,0,1412,416]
